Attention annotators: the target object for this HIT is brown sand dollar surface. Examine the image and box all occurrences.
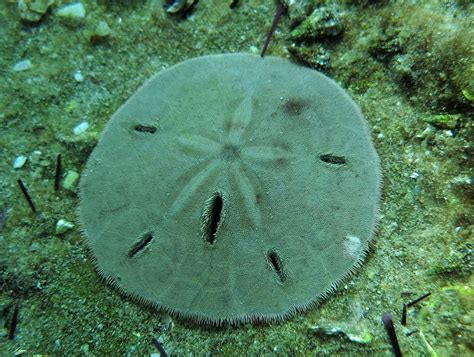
[79,53,381,324]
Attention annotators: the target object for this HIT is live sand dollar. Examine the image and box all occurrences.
[79,53,380,324]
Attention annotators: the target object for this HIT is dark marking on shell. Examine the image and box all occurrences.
[128,232,154,257]
[320,153,347,165]
[267,250,286,282]
[133,124,158,134]
[282,98,307,116]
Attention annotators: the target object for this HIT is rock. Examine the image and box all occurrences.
[73,121,89,135]
[94,21,112,37]
[165,0,197,14]
[74,70,84,82]
[17,0,54,23]
[56,2,86,28]
[56,219,75,234]
[29,150,42,164]
[424,114,461,129]
[13,59,32,72]
[291,6,344,42]
[29,242,40,252]
[288,43,331,70]
[63,170,79,191]
[90,21,112,43]
[283,0,315,26]
[309,324,373,345]
[95,21,111,37]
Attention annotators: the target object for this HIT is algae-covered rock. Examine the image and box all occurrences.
[63,170,79,191]
[17,0,54,23]
[56,218,75,234]
[89,21,112,44]
[368,4,474,111]
[424,114,461,130]
[288,43,331,70]
[56,2,86,28]
[291,6,344,42]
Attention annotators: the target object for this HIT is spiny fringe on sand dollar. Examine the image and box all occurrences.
[81,221,374,325]
[78,53,381,325]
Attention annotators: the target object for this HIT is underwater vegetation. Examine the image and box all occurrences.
[0,0,472,355]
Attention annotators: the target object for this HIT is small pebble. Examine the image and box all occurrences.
[17,0,54,23]
[13,155,27,169]
[29,150,42,164]
[73,121,89,135]
[63,170,80,191]
[90,21,112,44]
[291,6,344,41]
[74,70,84,82]
[454,226,463,234]
[56,219,75,234]
[13,59,32,72]
[56,2,86,27]
[451,175,472,186]
[29,242,40,252]
[94,21,111,37]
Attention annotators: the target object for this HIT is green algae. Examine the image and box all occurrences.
[424,114,462,130]
[415,283,474,355]
[0,0,472,356]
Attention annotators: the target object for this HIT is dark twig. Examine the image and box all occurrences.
[152,337,168,357]
[17,179,36,214]
[8,301,20,340]
[382,312,403,357]
[260,1,286,58]
[401,303,407,326]
[54,154,62,191]
[401,292,431,326]
[406,292,431,307]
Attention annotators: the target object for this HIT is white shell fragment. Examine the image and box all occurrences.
[13,59,32,72]
[74,70,84,82]
[56,219,75,234]
[13,155,27,169]
[73,121,89,135]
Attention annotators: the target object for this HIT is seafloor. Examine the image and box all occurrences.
[0,0,472,356]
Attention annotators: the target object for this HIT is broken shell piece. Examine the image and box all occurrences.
[56,219,75,234]
[13,155,27,169]
[165,0,197,14]
[73,121,89,135]
[63,170,80,191]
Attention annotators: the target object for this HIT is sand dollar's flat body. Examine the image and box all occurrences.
[79,53,380,324]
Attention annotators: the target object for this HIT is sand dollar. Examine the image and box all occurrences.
[79,53,380,324]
